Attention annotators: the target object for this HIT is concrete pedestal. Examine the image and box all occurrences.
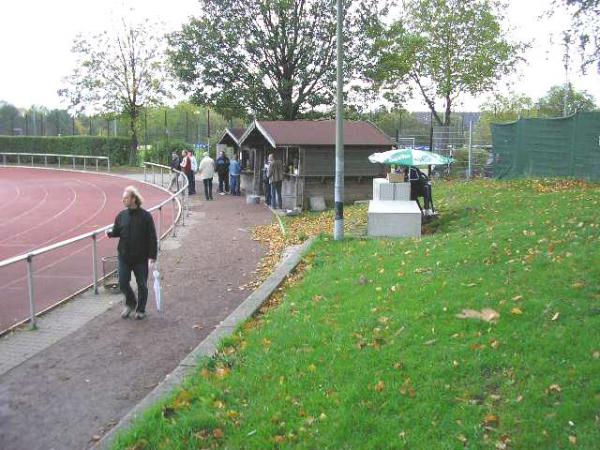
[372,178,411,201]
[368,200,421,238]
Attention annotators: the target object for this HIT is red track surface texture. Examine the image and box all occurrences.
[0,168,174,332]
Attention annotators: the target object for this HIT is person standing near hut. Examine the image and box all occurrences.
[180,150,193,195]
[216,150,230,194]
[267,153,283,209]
[229,153,241,196]
[189,149,198,195]
[198,151,216,200]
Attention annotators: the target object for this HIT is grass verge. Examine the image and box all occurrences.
[112,178,600,449]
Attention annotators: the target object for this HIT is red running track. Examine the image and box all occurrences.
[0,167,175,332]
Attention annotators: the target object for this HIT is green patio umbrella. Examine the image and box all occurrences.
[368,148,453,166]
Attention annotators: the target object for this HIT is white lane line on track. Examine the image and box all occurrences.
[0,174,114,290]
[0,185,78,245]
[0,185,49,228]
[0,174,170,292]
[0,183,21,214]
[31,176,109,247]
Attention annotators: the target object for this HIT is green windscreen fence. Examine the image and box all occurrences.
[491,112,600,180]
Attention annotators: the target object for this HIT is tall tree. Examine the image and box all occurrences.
[538,84,597,116]
[168,0,385,120]
[59,19,171,163]
[367,0,524,127]
[557,0,600,71]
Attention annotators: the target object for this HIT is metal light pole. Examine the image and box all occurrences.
[334,0,344,241]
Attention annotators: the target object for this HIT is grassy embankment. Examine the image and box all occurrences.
[112,178,600,449]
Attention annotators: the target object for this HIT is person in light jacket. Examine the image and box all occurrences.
[267,153,283,209]
[198,151,216,200]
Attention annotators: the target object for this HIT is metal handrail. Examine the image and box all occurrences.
[0,161,188,332]
[0,152,111,172]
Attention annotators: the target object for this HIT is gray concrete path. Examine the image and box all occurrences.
[0,185,273,450]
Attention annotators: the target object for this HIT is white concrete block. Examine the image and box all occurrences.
[372,178,411,201]
[309,196,327,211]
[368,200,421,238]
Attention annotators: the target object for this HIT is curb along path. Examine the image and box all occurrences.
[0,192,273,450]
[97,238,313,449]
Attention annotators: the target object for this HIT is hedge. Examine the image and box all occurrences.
[0,136,132,166]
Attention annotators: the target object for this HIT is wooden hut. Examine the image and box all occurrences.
[238,120,392,209]
[216,127,245,157]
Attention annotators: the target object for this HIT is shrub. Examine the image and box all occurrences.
[0,136,131,165]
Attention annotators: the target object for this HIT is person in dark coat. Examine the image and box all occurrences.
[106,186,158,320]
[215,151,230,194]
[168,152,181,192]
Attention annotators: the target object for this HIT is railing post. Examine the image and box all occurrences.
[26,255,36,329]
[31,155,34,166]
[3,154,6,165]
[107,158,111,172]
[157,207,163,251]
[17,154,20,165]
[152,165,156,184]
[172,198,177,237]
[72,157,75,169]
[181,188,186,226]
[92,233,98,294]
[96,159,99,172]
[83,157,86,171]
[144,164,147,182]
[44,155,48,167]
[161,168,164,187]
[58,156,61,168]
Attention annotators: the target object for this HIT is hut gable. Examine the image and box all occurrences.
[218,127,246,146]
[240,120,393,147]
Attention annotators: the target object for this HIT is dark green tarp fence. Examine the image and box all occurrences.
[491,112,600,180]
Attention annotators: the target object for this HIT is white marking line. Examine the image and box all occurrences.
[0,185,49,228]
[0,182,21,214]
[0,185,77,245]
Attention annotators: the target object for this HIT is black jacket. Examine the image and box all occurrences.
[108,208,158,264]
[215,155,230,175]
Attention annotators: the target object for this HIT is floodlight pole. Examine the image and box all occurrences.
[334,0,345,241]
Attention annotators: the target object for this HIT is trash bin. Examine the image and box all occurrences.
[101,256,120,291]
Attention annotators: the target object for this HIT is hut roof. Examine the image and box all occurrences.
[240,120,393,148]
[218,127,246,146]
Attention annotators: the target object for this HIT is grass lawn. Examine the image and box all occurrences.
[112,178,600,449]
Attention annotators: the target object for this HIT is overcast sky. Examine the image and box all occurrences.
[0,0,598,112]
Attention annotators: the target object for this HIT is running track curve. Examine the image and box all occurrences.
[0,167,175,333]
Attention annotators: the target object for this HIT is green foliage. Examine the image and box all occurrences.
[538,84,597,117]
[139,140,192,165]
[168,0,386,120]
[368,0,524,126]
[0,136,131,165]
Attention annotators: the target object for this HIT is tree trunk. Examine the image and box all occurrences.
[129,108,139,166]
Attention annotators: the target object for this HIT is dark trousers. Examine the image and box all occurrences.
[218,172,229,192]
[118,257,149,313]
[203,178,213,200]
[187,171,196,194]
[264,180,271,205]
[270,180,282,209]
[230,174,240,195]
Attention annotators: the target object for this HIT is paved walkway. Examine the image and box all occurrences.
[0,185,273,450]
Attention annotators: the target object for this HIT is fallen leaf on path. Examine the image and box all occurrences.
[456,308,500,323]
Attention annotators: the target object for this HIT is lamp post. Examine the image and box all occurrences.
[334,0,344,241]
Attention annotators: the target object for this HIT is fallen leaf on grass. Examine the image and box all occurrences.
[456,308,500,323]
[375,380,385,392]
[213,428,224,439]
[511,307,523,315]
[482,414,500,429]
[551,312,560,321]
[546,384,562,394]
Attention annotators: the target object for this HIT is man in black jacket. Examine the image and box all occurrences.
[107,186,158,320]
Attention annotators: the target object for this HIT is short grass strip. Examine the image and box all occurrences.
[112,178,600,449]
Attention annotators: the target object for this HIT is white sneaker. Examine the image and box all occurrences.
[121,306,132,319]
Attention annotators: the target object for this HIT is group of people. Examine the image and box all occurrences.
[263,153,283,209]
[169,150,242,200]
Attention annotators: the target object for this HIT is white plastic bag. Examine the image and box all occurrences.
[153,268,162,312]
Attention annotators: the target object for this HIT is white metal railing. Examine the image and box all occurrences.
[0,152,111,172]
[0,161,188,334]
